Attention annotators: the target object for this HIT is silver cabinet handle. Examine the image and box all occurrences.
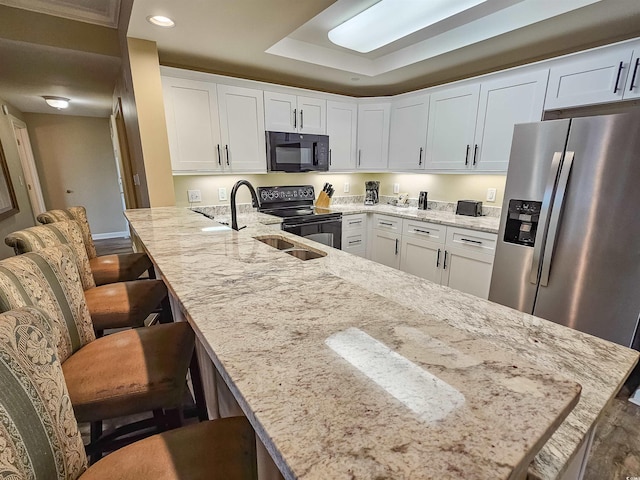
[348,240,361,245]
[473,144,478,166]
[419,147,423,166]
[436,248,441,268]
[413,228,430,235]
[293,108,297,129]
[630,58,640,92]
[395,238,399,255]
[540,151,575,287]
[443,250,448,270]
[529,151,563,284]
[358,150,362,166]
[614,61,624,93]
[348,220,362,225]
[217,144,222,165]
[225,145,230,165]
[465,144,470,166]
[380,222,393,226]
[460,238,482,245]
[300,109,304,130]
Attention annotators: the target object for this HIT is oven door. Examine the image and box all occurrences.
[282,218,342,249]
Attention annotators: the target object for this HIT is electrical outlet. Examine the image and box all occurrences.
[393,183,400,194]
[218,187,227,201]
[486,188,497,202]
[187,189,201,203]
[343,182,350,193]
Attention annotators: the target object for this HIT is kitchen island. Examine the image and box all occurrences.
[126,207,637,480]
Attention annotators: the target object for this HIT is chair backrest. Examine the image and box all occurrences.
[5,220,96,290]
[0,244,95,362]
[0,307,87,480]
[37,206,97,260]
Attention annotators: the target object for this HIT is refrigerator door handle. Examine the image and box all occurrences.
[529,151,564,284]
[540,151,575,287]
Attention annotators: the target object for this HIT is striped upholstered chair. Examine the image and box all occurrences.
[0,306,258,479]
[0,245,196,460]
[37,206,153,286]
[5,220,169,333]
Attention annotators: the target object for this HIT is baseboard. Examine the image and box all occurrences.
[92,231,130,240]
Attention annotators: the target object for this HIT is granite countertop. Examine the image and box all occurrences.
[126,207,637,480]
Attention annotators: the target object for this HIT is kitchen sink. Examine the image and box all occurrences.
[284,248,326,261]
[255,236,295,250]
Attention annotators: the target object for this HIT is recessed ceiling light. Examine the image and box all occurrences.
[328,0,487,53]
[147,15,175,28]
[43,96,70,109]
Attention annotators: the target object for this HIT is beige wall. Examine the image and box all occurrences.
[173,172,506,207]
[127,38,175,207]
[0,98,39,258]
[24,113,127,235]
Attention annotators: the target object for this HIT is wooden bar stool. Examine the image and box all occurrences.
[37,206,153,286]
[0,245,200,460]
[0,307,258,480]
[5,220,170,333]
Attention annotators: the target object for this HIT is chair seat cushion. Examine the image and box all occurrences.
[81,417,257,480]
[84,279,167,331]
[90,253,153,286]
[62,322,194,423]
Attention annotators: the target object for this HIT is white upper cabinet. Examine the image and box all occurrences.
[162,76,221,172]
[264,91,326,134]
[327,100,358,171]
[217,85,266,173]
[425,84,480,171]
[626,48,640,99]
[388,94,430,171]
[472,69,549,172]
[545,44,636,109]
[357,102,391,171]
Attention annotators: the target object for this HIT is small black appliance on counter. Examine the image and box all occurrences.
[456,200,483,216]
[418,191,428,210]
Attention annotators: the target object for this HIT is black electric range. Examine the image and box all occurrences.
[257,185,342,249]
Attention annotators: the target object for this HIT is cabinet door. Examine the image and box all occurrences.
[327,101,358,171]
[442,247,494,299]
[217,85,266,173]
[298,96,326,134]
[357,103,391,171]
[473,70,549,173]
[264,91,296,132]
[388,94,429,171]
[425,85,480,171]
[399,237,443,284]
[370,229,400,269]
[624,48,640,99]
[162,76,221,172]
[545,45,634,109]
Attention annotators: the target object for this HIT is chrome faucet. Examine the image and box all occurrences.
[230,180,259,231]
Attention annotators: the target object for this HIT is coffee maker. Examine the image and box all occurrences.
[365,181,380,205]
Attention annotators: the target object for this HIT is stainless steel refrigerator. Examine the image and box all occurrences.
[489,111,640,348]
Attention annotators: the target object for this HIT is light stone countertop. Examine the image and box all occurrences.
[126,207,637,480]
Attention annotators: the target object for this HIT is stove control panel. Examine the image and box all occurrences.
[257,185,315,205]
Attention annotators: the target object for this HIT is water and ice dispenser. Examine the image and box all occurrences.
[503,200,542,247]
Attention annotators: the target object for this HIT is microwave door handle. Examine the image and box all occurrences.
[539,151,574,287]
[313,142,318,166]
[529,151,563,284]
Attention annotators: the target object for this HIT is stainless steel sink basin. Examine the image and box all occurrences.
[255,236,295,250]
[285,248,326,261]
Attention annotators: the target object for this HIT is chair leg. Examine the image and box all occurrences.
[164,408,183,430]
[159,296,173,324]
[89,421,103,464]
[148,264,156,279]
[189,352,209,421]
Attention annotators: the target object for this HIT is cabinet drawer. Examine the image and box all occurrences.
[372,214,401,232]
[446,227,497,255]
[342,214,367,232]
[402,219,445,243]
[343,232,366,255]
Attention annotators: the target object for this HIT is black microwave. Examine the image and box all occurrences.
[266,131,329,172]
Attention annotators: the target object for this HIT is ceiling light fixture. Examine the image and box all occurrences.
[147,15,175,28]
[328,0,487,53]
[43,96,70,110]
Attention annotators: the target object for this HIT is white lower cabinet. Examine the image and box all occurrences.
[342,213,367,257]
[361,214,496,299]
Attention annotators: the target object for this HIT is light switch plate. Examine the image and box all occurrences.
[218,187,227,201]
[343,182,350,193]
[486,188,497,202]
[393,183,400,194]
[188,189,202,203]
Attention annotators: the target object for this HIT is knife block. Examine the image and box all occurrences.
[315,191,331,208]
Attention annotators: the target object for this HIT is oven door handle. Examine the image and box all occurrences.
[284,218,340,229]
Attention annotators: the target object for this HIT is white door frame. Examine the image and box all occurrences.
[10,117,46,221]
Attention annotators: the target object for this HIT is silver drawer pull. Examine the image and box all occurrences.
[380,221,393,226]
[349,220,362,225]
[348,240,361,245]
[413,228,430,235]
[460,238,482,245]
